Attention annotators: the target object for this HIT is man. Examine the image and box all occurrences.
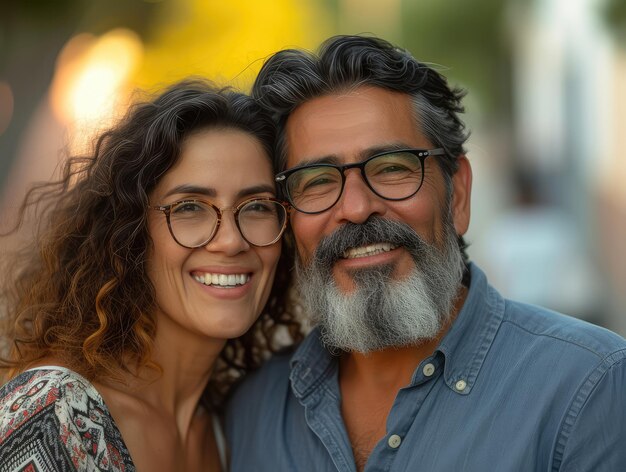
[225,35,626,471]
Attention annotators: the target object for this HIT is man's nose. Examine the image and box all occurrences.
[332,169,386,224]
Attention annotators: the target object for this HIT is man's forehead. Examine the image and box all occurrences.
[284,86,426,168]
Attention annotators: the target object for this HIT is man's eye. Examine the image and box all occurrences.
[303,176,334,189]
[378,164,410,173]
[368,154,420,177]
[297,171,340,191]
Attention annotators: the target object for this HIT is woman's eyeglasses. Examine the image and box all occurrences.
[151,197,289,248]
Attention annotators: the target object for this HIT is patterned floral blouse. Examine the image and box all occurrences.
[0,367,135,471]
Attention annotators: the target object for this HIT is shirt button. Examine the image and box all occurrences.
[388,434,402,449]
[422,363,435,377]
[455,379,467,392]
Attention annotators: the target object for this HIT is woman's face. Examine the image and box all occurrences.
[146,127,281,343]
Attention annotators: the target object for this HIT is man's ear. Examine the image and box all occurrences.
[451,155,472,236]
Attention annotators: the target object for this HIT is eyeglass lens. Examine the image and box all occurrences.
[168,199,287,247]
[286,151,424,213]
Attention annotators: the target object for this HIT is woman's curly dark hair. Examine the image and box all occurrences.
[0,79,302,408]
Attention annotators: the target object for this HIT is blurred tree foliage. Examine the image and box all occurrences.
[401,0,511,119]
[605,0,626,46]
[318,0,512,121]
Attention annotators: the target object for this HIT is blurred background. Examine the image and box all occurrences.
[1,0,625,334]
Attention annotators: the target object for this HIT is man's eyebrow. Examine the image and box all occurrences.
[358,142,416,160]
[289,152,345,167]
[293,143,417,168]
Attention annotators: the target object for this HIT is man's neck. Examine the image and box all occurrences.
[337,284,468,471]
[338,341,442,472]
[339,340,438,390]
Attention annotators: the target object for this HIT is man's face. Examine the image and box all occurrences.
[285,86,471,294]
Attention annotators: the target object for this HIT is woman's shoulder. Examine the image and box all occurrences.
[1,367,97,409]
[0,367,135,472]
[1,367,100,428]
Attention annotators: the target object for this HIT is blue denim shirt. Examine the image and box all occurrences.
[225,264,626,471]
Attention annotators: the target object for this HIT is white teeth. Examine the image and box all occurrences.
[193,272,250,287]
[342,243,398,259]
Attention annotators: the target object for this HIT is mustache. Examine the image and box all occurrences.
[311,217,430,269]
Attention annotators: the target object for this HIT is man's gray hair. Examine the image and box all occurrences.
[251,34,469,179]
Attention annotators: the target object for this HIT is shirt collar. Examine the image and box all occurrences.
[289,262,505,398]
[290,327,337,400]
[436,263,505,394]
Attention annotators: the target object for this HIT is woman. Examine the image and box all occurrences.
[0,80,300,471]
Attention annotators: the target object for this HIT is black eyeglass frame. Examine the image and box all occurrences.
[150,196,290,248]
[275,148,447,214]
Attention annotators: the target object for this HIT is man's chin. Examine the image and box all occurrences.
[330,265,361,294]
[331,260,413,293]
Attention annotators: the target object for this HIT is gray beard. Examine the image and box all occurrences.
[295,216,464,353]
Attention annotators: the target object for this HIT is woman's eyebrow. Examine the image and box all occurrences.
[163,184,216,199]
[235,184,276,200]
[162,183,275,201]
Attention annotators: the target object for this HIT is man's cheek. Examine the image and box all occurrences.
[296,242,313,267]
[292,222,315,265]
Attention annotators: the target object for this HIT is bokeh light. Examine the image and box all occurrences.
[49,29,143,150]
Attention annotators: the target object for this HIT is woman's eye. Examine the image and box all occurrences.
[245,202,271,213]
[173,202,205,214]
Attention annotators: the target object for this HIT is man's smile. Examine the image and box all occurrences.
[342,243,399,259]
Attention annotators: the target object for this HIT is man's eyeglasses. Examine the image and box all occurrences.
[151,197,289,248]
[275,148,446,214]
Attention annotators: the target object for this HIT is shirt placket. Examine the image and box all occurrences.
[363,355,444,472]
